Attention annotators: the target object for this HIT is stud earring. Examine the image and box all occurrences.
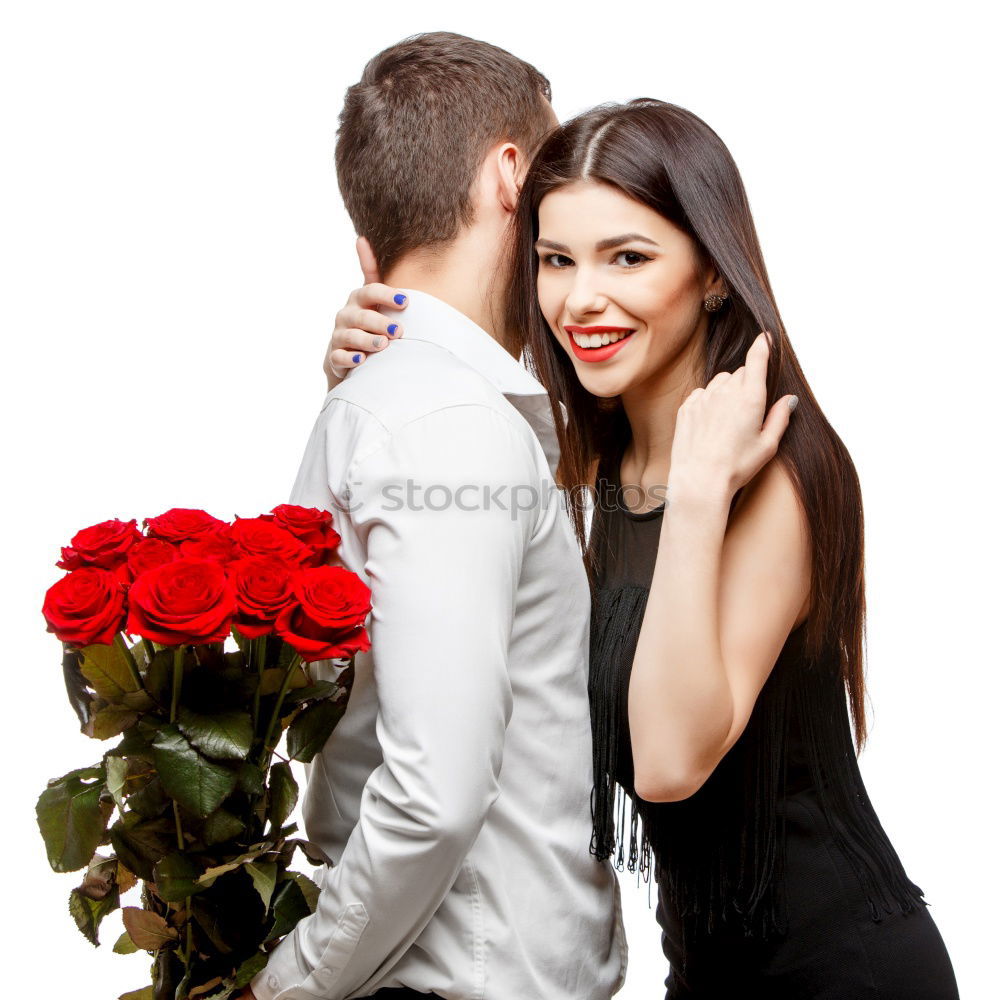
[703,292,729,313]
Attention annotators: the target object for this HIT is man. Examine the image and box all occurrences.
[245,31,626,1000]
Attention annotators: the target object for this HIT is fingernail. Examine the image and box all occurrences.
[353,354,362,364]
[372,336,386,349]
[788,395,799,411]
[387,324,398,336]
[393,293,407,305]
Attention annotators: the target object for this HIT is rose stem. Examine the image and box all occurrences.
[115,632,144,691]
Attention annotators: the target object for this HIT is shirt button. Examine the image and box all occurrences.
[267,974,279,989]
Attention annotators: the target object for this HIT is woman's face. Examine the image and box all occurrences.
[535,180,718,399]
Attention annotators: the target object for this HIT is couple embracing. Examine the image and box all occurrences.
[241,31,957,1000]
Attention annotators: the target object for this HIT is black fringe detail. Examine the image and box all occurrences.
[792,651,927,922]
[588,581,927,951]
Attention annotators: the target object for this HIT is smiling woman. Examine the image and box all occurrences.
[504,99,960,999]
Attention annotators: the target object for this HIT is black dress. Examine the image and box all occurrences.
[587,441,959,999]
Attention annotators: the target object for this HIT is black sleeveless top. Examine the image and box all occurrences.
[587,438,925,948]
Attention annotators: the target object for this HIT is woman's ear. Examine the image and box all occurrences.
[703,259,727,298]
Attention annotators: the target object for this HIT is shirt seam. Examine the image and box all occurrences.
[466,858,486,1000]
[341,401,543,522]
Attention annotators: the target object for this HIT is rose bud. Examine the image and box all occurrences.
[127,558,236,645]
[270,504,342,566]
[229,556,296,639]
[42,567,127,647]
[57,518,143,572]
[143,508,230,544]
[228,516,312,566]
[275,565,372,662]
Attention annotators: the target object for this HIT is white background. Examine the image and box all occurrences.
[2,2,996,997]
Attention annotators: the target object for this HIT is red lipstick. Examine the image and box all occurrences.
[564,325,636,364]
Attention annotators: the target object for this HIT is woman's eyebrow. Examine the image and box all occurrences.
[534,233,661,252]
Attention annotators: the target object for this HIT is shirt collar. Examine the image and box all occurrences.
[388,288,564,479]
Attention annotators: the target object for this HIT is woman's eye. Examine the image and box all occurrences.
[614,250,650,267]
[542,253,574,268]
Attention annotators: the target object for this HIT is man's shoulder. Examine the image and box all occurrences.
[324,338,517,435]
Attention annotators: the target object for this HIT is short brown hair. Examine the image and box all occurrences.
[335,32,553,275]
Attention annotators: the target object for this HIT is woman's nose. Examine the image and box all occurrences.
[565,270,608,318]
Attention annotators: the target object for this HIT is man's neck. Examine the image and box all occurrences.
[384,230,519,359]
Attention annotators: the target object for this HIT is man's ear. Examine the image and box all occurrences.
[495,142,523,213]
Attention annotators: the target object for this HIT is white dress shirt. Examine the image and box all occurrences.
[251,288,627,1000]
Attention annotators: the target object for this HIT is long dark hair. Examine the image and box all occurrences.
[507,99,870,749]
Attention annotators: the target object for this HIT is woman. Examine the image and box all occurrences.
[322,100,958,998]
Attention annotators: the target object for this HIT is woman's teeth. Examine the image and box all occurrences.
[570,330,633,348]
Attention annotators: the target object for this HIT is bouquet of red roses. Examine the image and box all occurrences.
[37,506,371,1000]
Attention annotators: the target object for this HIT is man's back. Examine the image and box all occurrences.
[252,290,625,1000]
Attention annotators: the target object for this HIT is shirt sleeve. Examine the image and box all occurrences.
[251,402,538,1000]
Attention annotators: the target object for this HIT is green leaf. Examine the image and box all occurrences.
[233,951,268,988]
[202,807,246,846]
[114,717,159,756]
[245,861,278,910]
[125,775,169,819]
[287,870,321,913]
[119,988,154,1000]
[152,852,205,902]
[265,877,311,941]
[177,707,254,761]
[283,681,339,705]
[104,755,129,812]
[79,643,141,704]
[151,724,239,818]
[121,905,179,951]
[286,837,332,867]
[267,762,298,830]
[195,846,273,887]
[235,761,265,796]
[113,929,138,954]
[143,648,175,705]
[286,699,346,763]
[109,814,175,881]
[121,688,155,711]
[36,765,111,872]
[69,884,120,945]
[259,665,310,696]
[86,705,140,740]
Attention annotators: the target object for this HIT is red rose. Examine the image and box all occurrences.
[43,568,127,646]
[275,566,372,662]
[270,505,342,566]
[127,558,236,645]
[144,508,230,543]
[57,519,143,571]
[180,533,236,564]
[228,517,312,565]
[127,538,178,580]
[229,557,296,638]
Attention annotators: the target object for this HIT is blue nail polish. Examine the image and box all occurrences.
[387,324,398,335]
[393,293,407,305]
[353,354,361,364]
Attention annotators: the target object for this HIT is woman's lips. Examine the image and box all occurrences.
[565,325,636,363]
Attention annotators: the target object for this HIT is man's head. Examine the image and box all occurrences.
[335,32,555,277]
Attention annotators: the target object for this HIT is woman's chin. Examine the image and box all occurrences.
[575,369,633,399]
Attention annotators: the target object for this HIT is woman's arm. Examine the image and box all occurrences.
[628,333,808,802]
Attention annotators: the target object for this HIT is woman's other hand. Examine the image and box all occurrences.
[324,237,409,390]
[668,332,798,503]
